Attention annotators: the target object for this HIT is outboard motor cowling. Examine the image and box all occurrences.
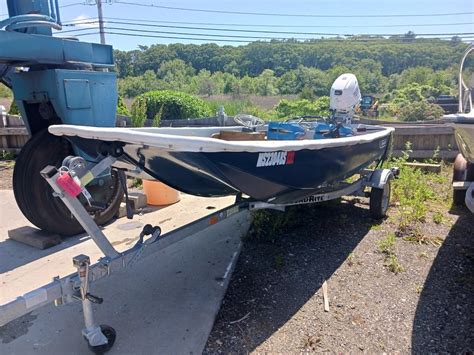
[330,73,362,123]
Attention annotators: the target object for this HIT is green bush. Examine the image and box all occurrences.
[206,99,255,116]
[392,83,442,106]
[8,101,19,115]
[275,96,330,118]
[131,90,212,127]
[117,96,130,116]
[398,101,444,121]
[131,96,147,128]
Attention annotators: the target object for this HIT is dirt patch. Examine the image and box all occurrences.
[205,192,474,352]
[0,160,14,190]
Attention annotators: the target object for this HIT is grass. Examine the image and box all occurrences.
[432,211,444,224]
[347,253,354,266]
[403,234,443,246]
[388,142,451,239]
[377,233,404,274]
[386,254,404,274]
[377,233,396,255]
[205,98,276,120]
[1,150,15,161]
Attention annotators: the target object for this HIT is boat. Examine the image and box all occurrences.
[444,44,474,164]
[48,122,393,204]
[443,44,474,212]
[47,73,394,205]
[449,111,474,164]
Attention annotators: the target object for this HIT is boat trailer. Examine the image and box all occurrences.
[0,154,397,352]
[453,181,474,213]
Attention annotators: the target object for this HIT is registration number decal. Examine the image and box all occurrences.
[256,151,295,167]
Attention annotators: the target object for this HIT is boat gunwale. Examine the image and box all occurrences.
[48,124,394,153]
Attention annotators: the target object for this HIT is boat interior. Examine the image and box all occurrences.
[126,122,388,142]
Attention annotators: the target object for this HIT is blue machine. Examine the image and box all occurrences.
[313,122,354,139]
[267,121,354,140]
[267,122,307,140]
[0,0,123,236]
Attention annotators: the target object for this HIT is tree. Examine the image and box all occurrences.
[193,70,215,96]
[157,59,195,91]
[118,70,159,98]
[255,69,278,96]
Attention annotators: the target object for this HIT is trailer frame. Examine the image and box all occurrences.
[0,154,397,352]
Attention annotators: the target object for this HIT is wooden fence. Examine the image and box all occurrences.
[358,117,459,159]
[0,114,460,160]
[0,114,29,154]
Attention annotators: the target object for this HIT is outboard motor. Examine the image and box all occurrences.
[330,73,362,124]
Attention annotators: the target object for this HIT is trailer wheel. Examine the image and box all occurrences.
[370,178,391,219]
[13,129,123,236]
[453,153,469,205]
[88,325,116,354]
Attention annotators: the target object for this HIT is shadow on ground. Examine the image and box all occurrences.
[411,207,474,353]
[0,233,90,274]
[205,200,374,352]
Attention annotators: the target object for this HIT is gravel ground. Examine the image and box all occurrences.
[0,160,14,190]
[205,198,474,353]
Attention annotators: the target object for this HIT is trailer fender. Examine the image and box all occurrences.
[365,168,394,190]
[465,182,474,213]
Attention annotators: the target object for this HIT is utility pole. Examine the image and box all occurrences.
[96,0,106,44]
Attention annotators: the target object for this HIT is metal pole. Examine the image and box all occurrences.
[96,0,106,44]
[458,44,473,113]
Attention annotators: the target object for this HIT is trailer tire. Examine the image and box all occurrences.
[13,129,123,236]
[87,325,116,354]
[370,178,391,219]
[452,153,473,205]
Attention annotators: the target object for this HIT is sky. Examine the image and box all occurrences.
[1,0,473,50]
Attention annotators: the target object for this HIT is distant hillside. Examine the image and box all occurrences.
[114,38,472,79]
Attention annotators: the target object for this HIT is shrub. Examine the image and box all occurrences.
[131,90,212,126]
[275,96,330,118]
[398,101,444,122]
[206,99,254,116]
[117,96,130,116]
[131,97,147,127]
[392,83,441,105]
[8,101,19,115]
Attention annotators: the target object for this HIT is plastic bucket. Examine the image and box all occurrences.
[142,180,180,206]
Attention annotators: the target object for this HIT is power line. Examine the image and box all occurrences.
[58,20,474,38]
[105,26,337,39]
[55,27,474,44]
[99,30,474,44]
[98,20,474,37]
[63,16,474,29]
[113,1,474,18]
[59,2,86,8]
[63,17,98,24]
[106,17,474,29]
[68,31,100,37]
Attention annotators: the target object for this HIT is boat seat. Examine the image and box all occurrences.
[211,130,266,141]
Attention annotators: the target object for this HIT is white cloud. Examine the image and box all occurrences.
[71,14,97,28]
